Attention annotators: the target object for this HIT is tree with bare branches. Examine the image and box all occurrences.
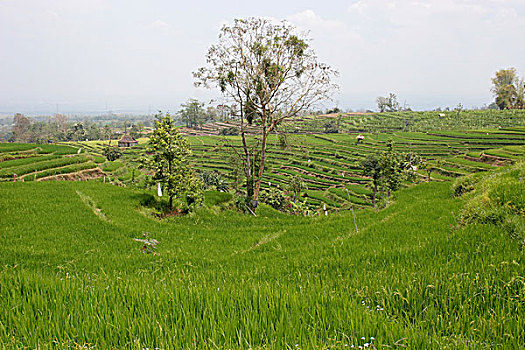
[194,17,338,210]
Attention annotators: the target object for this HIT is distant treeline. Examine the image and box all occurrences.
[4,113,151,143]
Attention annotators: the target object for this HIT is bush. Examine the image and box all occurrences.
[259,187,286,210]
[233,194,249,212]
[218,127,239,136]
[323,120,339,133]
[200,170,229,192]
[456,161,525,244]
[103,147,122,161]
[452,174,482,197]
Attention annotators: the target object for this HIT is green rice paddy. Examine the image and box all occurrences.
[1,176,524,348]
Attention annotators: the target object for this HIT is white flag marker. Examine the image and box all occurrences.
[157,183,163,197]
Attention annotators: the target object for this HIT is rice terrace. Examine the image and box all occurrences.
[1,3,525,350]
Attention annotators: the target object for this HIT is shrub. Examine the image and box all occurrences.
[452,173,483,197]
[103,147,122,161]
[218,127,239,136]
[456,161,525,244]
[259,187,286,210]
[200,170,229,192]
[323,120,339,133]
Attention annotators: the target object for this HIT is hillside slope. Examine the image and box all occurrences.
[0,180,524,348]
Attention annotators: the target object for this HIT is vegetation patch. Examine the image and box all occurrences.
[454,161,525,244]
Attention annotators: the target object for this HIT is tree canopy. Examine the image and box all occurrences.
[491,68,525,110]
[178,98,206,129]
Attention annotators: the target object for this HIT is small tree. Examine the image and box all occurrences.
[141,112,203,212]
[287,175,307,204]
[362,141,421,207]
[323,119,339,133]
[419,158,433,182]
[379,152,402,197]
[361,154,382,208]
[454,103,464,118]
[200,170,229,192]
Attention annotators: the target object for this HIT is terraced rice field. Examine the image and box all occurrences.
[0,143,100,181]
[187,128,525,209]
[279,109,525,133]
[1,111,524,211]
[1,111,525,349]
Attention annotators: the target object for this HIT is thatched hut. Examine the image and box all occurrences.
[118,134,138,147]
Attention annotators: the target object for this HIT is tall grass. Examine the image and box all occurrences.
[0,180,523,348]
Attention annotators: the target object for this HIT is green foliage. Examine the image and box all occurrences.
[452,173,483,197]
[323,119,339,133]
[178,98,206,128]
[456,161,525,243]
[361,142,422,207]
[259,186,287,210]
[288,198,313,216]
[1,181,524,348]
[361,154,382,207]
[491,68,525,110]
[103,146,122,161]
[200,170,229,192]
[287,174,307,203]
[233,193,249,212]
[218,126,239,136]
[141,112,203,212]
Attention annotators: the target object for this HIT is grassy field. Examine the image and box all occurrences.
[1,170,524,348]
[1,110,525,348]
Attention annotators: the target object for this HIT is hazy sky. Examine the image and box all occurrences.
[1,0,525,114]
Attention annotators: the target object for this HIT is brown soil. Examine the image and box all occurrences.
[464,154,512,166]
[38,168,106,181]
[155,207,184,218]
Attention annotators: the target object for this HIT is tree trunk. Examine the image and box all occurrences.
[372,182,377,208]
[240,119,255,210]
[252,128,268,202]
[168,156,173,211]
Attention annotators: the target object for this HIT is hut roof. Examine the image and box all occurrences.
[119,133,136,142]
